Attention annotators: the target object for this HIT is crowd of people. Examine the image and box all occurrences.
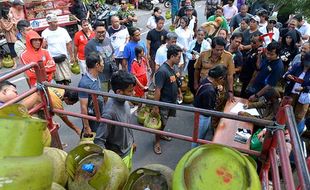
[1,0,310,169]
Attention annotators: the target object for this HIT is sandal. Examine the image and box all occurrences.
[160,135,172,141]
[153,142,162,154]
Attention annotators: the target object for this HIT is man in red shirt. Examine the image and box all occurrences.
[74,19,95,74]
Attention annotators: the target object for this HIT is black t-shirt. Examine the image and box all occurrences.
[242,29,262,46]
[194,78,217,112]
[155,62,178,103]
[226,45,243,68]
[146,29,168,57]
[107,25,127,36]
[239,49,259,83]
[177,7,198,18]
[69,2,87,20]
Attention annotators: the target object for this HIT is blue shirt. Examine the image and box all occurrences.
[123,41,147,72]
[78,72,101,99]
[252,57,284,93]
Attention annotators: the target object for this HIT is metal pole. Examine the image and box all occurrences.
[270,148,281,190]
[0,87,37,108]
[0,62,37,83]
[285,106,310,190]
[192,112,199,143]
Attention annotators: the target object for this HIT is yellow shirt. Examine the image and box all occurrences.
[194,49,235,80]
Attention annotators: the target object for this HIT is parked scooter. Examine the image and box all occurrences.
[138,0,159,11]
[88,1,111,28]
[0,33,10,59]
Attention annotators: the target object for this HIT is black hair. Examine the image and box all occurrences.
[211,36,227,48]
[86,52,101,69]
[218,29,228,39]
[1,7,10,19]
[230,32,243,41]
[266,41,281,56]
[263,88,280,102]
[167,44,182,59]
[153,7,160,15]
[208,65,227,79]
[63,89,79,103]
[128,27,140,37]
[80,18,89,25]
[134,46,144,58]
[93,21,105,30]
[293,14,303,22]
[216,6,223,12]
[17,20,30,32]
[241,17,250,25]
[155,16,165,23]
[180,16,189,27]
[111,70,136,93]
[0,81,16,91]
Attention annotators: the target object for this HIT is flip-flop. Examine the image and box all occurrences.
[160,135,172,141]
[153,142,162,155]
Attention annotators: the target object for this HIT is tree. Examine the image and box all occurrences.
[265,0,310,19]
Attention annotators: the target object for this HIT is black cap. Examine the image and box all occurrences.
[185,5,194,10]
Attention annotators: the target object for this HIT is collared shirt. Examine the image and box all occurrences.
[194,49,235,80]
[78,72,101,99]
[298,21,310,40]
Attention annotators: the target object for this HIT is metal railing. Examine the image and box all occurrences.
[0,63,309,189]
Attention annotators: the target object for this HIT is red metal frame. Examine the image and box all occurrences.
[1,63,309,189]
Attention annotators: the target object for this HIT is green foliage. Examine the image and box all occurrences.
[265,0,310,18]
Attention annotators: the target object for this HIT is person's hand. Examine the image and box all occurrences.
[228,92,236,103]
[257,129,267,141]
[70,56,76,63]
[239,44,244,51]
[287,74,295,81]
[74,126,81,136]
[128,15,133,21]
[152,106,159,115]
[249,94,258,102]
[83,126,92,135]
[178,93,183,101]
[295,86,304,92]
[257,47,264,55]
[194,82,199,90]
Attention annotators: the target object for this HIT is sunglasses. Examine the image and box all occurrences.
[269,21,276,24]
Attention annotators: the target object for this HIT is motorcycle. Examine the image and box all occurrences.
[162,0,170,8]
[88,1,111,28]
[138,0,159,11]
[0,33,10,60]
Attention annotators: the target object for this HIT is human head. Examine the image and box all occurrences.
[184,0,191,6]
[167,45,182,65]
[46,13,58,30]
[166,32,178,47]
[240,17,250,31]
[215,6,223,17]
[155,16,165,30]
[250,35,263,49]
[153,7,162,17]
[301,42,310,60]
[196,29,205,42]
[111,15,120,29]
[86,52,104,72]
[211,37,227,57]
[0,81,18,103]
[134,46,144,59]
[185,5,194,16]
[303,52,310,68]
[128,27,141,42]
[263,88,281,103]
[17,20,31,37]
[230,32,243,49]
[31,38,43,50]
[93,21,106,41]
[120,0,128,10]
[1,7,10,19]
[227,0,233,6]
[240,4,249,15]
[81,19,90,32]
[208,65,227,84]
[180,16,189,29]
[267,16,277,29]
[288,19,298,30]
[249,16,260,30]
[293,14,303,27]
[111,70,136,96]
[217,29,228,40]
[257,9,268,22]
[265,41,280,61]
[12,0,24,10]
[63,90,79,105]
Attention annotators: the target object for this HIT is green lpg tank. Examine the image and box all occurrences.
[0,104,53,190]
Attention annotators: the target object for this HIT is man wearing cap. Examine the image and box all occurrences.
[117,0,137,28]
[259,16,280,42]
[42,13,75,85]
[229,4,252,33]
[239,15,262,52]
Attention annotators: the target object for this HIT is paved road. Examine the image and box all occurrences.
[0,1,207,170]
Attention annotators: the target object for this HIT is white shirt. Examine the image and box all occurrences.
[223,4,238,21]
[259,26,280,42]
[175,27,194,51]
[292,72,306,94]
[109,27,129,58]
[188,16,196,33]
[41,27,71,57]
[298,21,310,40]
[147,16,157,30]
[155,44,184,66]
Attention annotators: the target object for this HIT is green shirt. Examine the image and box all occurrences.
[207,15,230,32]
[117,9,136,28]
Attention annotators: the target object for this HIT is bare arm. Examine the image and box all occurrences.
[59,115,81,135]
[194,69,200,90]
[66,42,75,62]
[146,40,151,59]
[122,58,128,71]
[79,98,92,134]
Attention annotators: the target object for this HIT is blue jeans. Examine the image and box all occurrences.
[297,119,306,135]
[191,115,211,148]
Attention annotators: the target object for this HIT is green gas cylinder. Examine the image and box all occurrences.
[0,104,53,190]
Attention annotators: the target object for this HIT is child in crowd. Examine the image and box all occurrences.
[131,46,150,98]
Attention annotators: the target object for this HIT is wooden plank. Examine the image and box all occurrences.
[213,97,254,149]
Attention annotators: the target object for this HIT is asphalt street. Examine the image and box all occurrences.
[0,1,207,170]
